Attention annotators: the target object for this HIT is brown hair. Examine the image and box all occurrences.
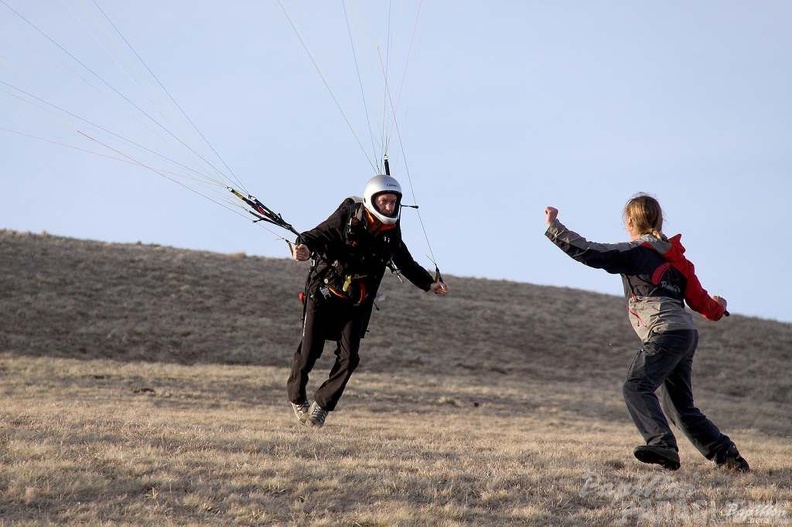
[624,193,666,241]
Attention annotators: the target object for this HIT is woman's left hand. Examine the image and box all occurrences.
[713,295,728,310]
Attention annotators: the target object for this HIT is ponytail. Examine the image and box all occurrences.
[624,193,665,240]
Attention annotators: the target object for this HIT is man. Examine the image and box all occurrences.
[287,174,448,427]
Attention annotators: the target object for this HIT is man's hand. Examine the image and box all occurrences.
[292,243,310,262]
[545,206,558,226]
[430,281,448,296]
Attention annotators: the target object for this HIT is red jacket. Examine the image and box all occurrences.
[645,234,725,321]
[546,219,725,341]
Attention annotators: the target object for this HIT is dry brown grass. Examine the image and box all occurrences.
[2,356,790,526]
[1,230,790,526]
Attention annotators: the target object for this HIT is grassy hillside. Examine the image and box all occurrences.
[1,229,790,525]
[2,229,789,406]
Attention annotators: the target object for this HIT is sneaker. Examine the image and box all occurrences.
[307,401,328,428]
[715,444,750,473]
[633,445,681,471]
[291,401,310,424]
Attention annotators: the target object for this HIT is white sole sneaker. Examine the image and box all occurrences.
[307,401,328,428]
[291,401,310,424]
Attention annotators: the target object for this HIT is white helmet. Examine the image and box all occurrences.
[363,174,402,225]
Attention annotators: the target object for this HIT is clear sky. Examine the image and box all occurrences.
[2,1,790,323]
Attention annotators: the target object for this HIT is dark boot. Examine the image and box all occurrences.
[714,443,750,473]
[633,445,681,471]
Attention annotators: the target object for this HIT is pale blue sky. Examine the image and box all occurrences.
[2,1,790,323]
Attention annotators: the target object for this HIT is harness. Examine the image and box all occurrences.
[304,200,397,307]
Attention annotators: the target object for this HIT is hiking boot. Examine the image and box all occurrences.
[715,444,750,473]
[633,445,681,471]
[291,401,310,424]
[307,401,328,428]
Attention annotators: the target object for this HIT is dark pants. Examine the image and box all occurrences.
[286,297,363,412]
[622,329,732,459]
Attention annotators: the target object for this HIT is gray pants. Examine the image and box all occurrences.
[622,329,732,459]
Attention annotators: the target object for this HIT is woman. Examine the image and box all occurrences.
[544,194,749,472]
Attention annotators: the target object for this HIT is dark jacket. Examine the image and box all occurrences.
[299,197,434,333]
[545,219,725,341]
